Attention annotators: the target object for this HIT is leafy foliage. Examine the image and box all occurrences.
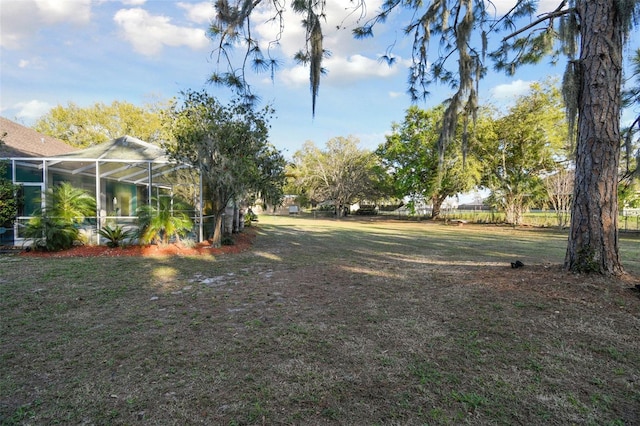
[163,90,286,246]
[474,82,567,225]
[136,197,193,245]
[376,105,481,218]
[291,136,381,216]
[34,100,170,148]
[98,224,134,248]
[23,183,96,251]
[0,160,20,226]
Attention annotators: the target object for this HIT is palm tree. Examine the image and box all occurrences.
[136,197,193,245]
[46,182,97,223]
[24,182,96,251]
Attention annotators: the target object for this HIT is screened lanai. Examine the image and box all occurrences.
[1,135,204,246]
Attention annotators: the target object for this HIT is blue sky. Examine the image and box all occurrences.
[1,0,638,159]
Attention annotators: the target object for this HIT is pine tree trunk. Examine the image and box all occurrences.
[565,0,624,275]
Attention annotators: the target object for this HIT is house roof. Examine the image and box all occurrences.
[45,135,192,187]
[2,125,194,187]
[0,116,76,158]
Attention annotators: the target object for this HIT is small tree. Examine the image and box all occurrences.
[164,91,286,247]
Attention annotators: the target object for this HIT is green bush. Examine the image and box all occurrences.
[24,183,96,251]
[0,161,21,227]
[98,224,134,248]
[137,197,193,244]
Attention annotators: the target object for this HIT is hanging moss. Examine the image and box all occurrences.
[562,60,580,153]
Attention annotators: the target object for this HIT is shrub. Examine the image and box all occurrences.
[98,224,134,248]
[23,183,96,251]
[137,197,193,244]
[0,161,21,227]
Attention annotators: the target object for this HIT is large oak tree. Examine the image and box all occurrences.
[475,82,567,225]
[291,136,379,216]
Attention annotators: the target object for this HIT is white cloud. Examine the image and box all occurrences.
[0,0,91,48]
[248,0,411,88]
[277,55,406,88]
[279,66,309,87]
[14,100,52,121]
[389,91,404,98]
[489,0,559,16]
[177,2,214,24]
[489,79,532,101]
[113,8,209,56]
[0,0,41,49]
[35,0,91,24]
[323,54,405,85]
[122,0,146,5]
[252,0,385,59]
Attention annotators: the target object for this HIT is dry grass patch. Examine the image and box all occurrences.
[1,215,639,425]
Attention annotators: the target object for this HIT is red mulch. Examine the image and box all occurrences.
[19,229,256,258]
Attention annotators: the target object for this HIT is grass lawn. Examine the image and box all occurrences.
[1,215,639,425]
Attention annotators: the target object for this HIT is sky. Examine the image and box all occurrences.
[1,0,638,160]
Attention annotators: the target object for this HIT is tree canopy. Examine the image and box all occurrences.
[377,105,481,218]
[291,136,380,216]
[163,90,286,246]
[34,100,169,148]
[474,82,567,225]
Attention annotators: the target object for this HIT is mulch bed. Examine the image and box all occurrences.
[18,228,256,258]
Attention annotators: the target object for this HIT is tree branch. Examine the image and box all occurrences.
[502,5,573,42]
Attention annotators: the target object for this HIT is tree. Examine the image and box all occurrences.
[544,168,574,229]
[210,1,639,275]
[620,48,640,208]
[475,82,567,225]
[292,136,378,216]
[34,100,169,148]
[377,105,481,219]
[163,90,286,247]
[0,132,21,229]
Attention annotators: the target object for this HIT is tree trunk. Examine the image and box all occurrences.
[565,0,624,275]
[504,195,523,226]
[211,213,223,248]
[430,194,445,219]
[233,204,240,233]
[224,206,234,235]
